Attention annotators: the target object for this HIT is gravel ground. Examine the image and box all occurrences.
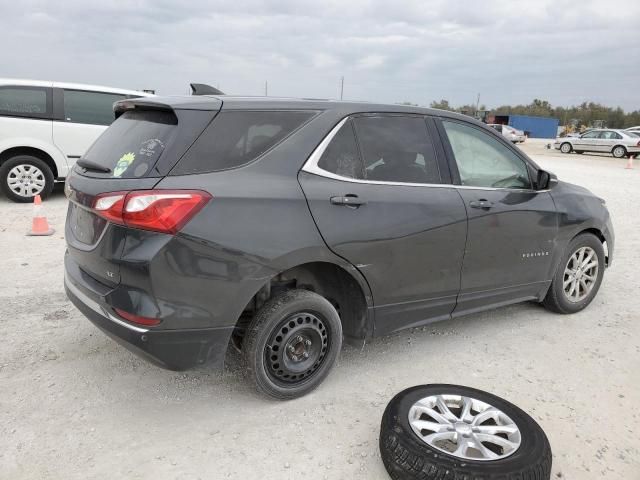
[1,142,638,479]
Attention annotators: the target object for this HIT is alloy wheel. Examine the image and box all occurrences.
[408,394,521,461]
[563,246,599,303]
[560,143,571,154]
[613,146,626,158]
[7,164,46,198]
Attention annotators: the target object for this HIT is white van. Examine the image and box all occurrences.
[0,79,154,202]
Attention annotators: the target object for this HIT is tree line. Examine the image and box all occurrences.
[424,99,640,129]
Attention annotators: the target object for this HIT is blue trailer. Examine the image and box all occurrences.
[493,114,559,139]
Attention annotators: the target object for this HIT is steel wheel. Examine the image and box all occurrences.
[563,246,599,303]
[408,394,521,461]
[265,311,330,385]
[560,142,572,154]
[7,164,46,198]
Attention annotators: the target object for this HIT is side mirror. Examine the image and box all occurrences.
[537,169,558,190]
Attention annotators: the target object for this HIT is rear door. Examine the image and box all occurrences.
[437,119,557,315]
[52,89,130,167]
[299,114,467,335]
[65,103,219,287]
[597,130,619,152]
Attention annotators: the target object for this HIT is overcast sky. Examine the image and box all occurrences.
[2,0,639,110]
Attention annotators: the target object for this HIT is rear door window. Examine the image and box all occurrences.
[80,109,178,178]
[63,90,129,126]
[353,115,441,184]
[172,110,315,175]
[0,86,51,119]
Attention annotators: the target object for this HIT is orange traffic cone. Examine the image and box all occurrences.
[625,156,635,169]
[27,194,54,236]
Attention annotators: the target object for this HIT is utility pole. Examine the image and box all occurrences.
[340,76,344,100]
[475,93,481,118]
[264,81,268,96]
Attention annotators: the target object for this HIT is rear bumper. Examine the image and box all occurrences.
[64,271,234,371]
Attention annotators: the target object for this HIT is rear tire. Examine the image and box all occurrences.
[243,289,342,399]
[559,142,572,154]
[0,155,54,203]
[612,145,627,158]
[542,233,605,314]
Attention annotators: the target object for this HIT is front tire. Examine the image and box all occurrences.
[379,384,552,480]
[560,142,572,154]
[612,145,627,158]
[0,155,54,203]
[243,289,342,399]
[542,233,605,314]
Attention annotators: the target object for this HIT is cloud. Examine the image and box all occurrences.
[1,0,639,109]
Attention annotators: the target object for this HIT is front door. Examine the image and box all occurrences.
[299,114,467,335]
[573,130,600,152]
[438,119,558,316]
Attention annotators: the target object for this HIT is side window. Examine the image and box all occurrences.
[442,120,531,189]
[582,131,600,139]
[0,86,50,118]
[353,115,441,184]
[172,110,315,175]
[317,120,364,179]
[63,90,128,126]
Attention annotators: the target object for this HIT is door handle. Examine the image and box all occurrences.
[469,199,494,209]
[330,195,367,207]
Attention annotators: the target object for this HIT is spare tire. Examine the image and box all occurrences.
[379,384,552,480]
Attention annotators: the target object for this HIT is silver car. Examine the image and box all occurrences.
[487,123,526,143]
[554,128,640,158]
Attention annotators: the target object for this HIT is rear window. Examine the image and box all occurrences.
[81,110,178,178]
[171,110,315,175]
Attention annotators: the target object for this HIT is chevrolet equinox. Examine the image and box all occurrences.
[64,96,614,399]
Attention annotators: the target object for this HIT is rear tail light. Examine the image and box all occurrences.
[93,190,211,234]
[114,308,161,326]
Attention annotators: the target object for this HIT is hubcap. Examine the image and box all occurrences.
[614,147,624,157]
[561,143,571,153]
[563,246,598,302]
[408,394,521,461]
[7,164,45,198]
[265,312,329,384]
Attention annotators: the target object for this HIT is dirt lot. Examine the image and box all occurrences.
[1,141,638,479]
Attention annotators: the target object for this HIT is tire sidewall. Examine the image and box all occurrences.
[551,234,605,313]
[245,290,342,399]
[380,384,551,476]
[0,155,55,202]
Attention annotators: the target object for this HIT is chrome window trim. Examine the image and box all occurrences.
[301,116,542,193]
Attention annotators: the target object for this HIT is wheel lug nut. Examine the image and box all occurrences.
[296,336,302,343]
[304,339,311,346]
[302,352,309,359]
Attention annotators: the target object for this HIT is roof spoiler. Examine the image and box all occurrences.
[190,83,224,96]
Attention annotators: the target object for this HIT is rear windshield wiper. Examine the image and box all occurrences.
[76,158,111,173]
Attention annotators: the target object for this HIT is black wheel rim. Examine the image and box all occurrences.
[265,312,330,385]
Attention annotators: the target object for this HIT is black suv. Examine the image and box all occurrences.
[64,96,614,399]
